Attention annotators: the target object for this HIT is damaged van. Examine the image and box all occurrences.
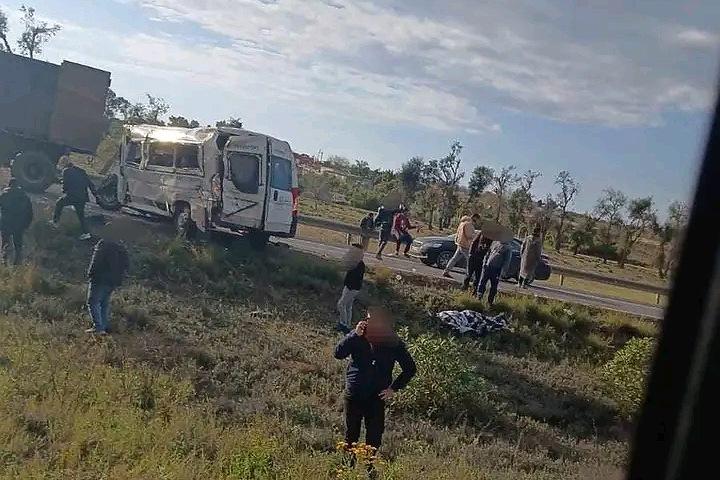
[96,124,299,247]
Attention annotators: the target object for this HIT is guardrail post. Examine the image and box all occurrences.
[559,274,565,287]
[346,233,351,245]
[655,293,661,305]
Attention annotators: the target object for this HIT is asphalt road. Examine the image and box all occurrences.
[31,183,665,320]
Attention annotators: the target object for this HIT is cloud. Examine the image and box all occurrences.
[4,0,719,132]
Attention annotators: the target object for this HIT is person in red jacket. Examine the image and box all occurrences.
[391,207,415,257]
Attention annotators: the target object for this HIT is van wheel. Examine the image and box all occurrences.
[248,230,270,250]
[174,204,196,239]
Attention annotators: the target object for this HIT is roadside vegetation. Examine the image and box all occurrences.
[0,205,657,479]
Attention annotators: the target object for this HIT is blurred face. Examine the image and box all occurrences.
[364,307,397,345]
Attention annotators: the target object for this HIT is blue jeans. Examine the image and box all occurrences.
[477,265,501,305]
[87,283,114,332]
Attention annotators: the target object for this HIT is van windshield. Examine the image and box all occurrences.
[270,155,293,191]
[227,152,260,194]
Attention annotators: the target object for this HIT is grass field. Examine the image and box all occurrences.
[0,203,656,479]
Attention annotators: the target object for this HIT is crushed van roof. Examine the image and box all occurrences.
[125,124,280,145]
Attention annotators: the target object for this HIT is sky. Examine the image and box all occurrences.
[2,0,719,215]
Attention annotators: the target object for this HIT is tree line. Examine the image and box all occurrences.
[300,141,689,278]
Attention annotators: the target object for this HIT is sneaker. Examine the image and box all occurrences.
[85,328,97,334]
[403,253,411,258]
[336,323,351,334]
[79,233,91,240]
[375,253,382,260]
[48,220,58,228]
[442,272,452,278]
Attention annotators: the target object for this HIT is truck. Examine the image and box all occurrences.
[0,51,111,192]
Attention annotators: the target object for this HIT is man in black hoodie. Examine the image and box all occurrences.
[0,178,34,265]
[334,306,416,454]
[52,158,97,240]
[86,239,130,334]
[337,244,366,334]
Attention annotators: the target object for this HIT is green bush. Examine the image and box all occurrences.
[600,336,655,418]
[395,330,495,422]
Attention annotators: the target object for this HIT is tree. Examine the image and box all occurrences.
[533,195,557,237]
[144,94,169,125]
[16,5,61,59]
[554,171,580,251]
[399,157,425,202]
[105,88,132,119]
[593,189,628,263]
[168,116,200,128]
[490,166,519,222]
[426,141,465,229]
[216,117,243,129]
[618,197,657,268]
[416,183,444,230]
[468,166,493,198]
[654,201,689,278]
[299,172,331,210]
[569,216,597,255]
[0,8,11,52]
[506,170,541,235]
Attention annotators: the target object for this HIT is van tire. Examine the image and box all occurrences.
[248,230,269,250]
[174,204,196,239]
[11,151,57,193]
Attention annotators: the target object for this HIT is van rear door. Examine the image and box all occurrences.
[265,138,295,235]
[222,134,267,230]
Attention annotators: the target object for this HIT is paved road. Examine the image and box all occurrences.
[32,183,664,320]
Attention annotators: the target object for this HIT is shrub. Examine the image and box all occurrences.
[394,329,495,422]
[600,336,655,418]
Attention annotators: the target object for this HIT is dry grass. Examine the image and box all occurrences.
[0,203,656,479]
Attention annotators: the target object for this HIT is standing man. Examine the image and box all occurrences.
[52,156,97,240]
[463,233,492,291]
[375,205,393,260]
[337,243,366,334]
[86,239,130,335]
[443,214,479,278]
[359,212,375,251]
[391,207,415,257]
[477,239,513,306]
[0,178,34,266]
[519,227,543,288]
[334,306,416,466]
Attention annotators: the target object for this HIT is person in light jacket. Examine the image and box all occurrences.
[443,214,479,278]
[477,240,512,306]
[519,227,543,288]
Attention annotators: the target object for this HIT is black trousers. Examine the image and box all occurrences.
[53,195,87,233]
[463,258,483,291]
[0,230,24,265]
[344,392,386,449]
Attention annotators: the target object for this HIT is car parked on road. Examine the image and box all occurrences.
[408,234,552,283]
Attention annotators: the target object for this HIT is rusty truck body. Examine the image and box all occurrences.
[0,51,111,191]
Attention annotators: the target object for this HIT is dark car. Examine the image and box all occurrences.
[408,235,552,283]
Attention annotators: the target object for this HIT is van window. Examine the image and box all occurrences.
[270,156,293,191]
[126,141,142,167]
[175,144,200,171]
[227,153,260,194]
[147,143,174,168]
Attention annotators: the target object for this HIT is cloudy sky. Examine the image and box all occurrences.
[2,0,718,213]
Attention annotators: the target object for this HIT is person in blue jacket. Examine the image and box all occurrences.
[477,239,512,306]
[334,306,417,454]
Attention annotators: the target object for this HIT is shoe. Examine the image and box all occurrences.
[442,272,452,278]
[375,253,382,260]
[48,220,58,228]
[336,323,351,334]
[403,253,411,258]
[79,233,91,240]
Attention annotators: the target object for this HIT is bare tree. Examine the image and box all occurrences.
[427,141,465,229]
[654,201,689,278]
[554,171,580,251]
[490,166,519,222]
[17,5,61,59]
[0,8,12,52]
[507,170,541,235]
[468,165,494,198]
[593,188,627,263]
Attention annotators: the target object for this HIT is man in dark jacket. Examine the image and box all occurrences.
[337,244,366,334]
[359,213,375,250]
[463,233,492,291]
[334,306,416,454]
[0,178,34,265]
[86,239,130,334]
[52,159,97,240]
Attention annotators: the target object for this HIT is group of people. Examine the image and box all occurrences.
[0,156,129,335]
[359,204,416,260]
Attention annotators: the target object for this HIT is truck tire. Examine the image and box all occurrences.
[11,151,56,193]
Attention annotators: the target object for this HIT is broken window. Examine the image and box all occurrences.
[147,142,174,168]
[227,153,260,194]
[175,144,201,171]
[270,155,293,191]
[125,141,142,167]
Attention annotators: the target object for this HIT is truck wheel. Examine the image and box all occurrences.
[174,204,196,239]
[11,151,56,193]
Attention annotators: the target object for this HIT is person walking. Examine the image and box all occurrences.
[375,206,393,260]
[337,244,366,334]
[391,207,415,257]
[86,239,130,334]
[0,178,34,266]
[52,158,97,240]
[359,212,375,251]
[443,214,479,278]
[463,233,492,291]
[519,227,543,288]
[477,239,512,306]
[334,306,416,472]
